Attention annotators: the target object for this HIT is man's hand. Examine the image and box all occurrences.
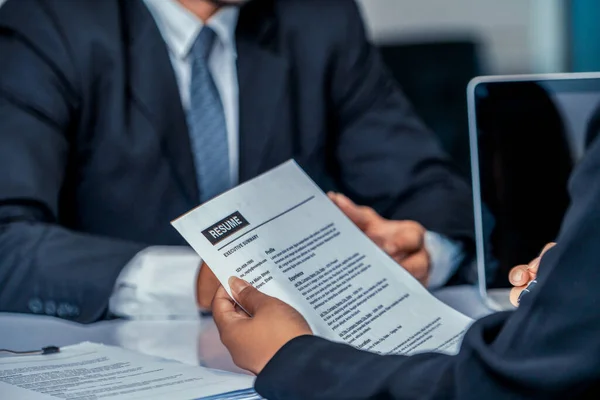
[197,263,221,310]
[212,277,312,375]
[509,242,556,306]
[328,192,430,285]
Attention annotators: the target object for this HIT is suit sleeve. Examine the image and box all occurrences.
[329,1,474,244]
[0,1,146,323]
[255,135,600,399]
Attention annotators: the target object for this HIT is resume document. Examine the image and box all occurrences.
[173,161,473,355]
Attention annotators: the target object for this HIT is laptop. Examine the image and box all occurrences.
[467,72,600,311]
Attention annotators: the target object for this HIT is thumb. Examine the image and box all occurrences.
[330,193,377,230]
[229,276,268,316]
[540,242,557,258]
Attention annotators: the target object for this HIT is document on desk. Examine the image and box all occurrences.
[173,160,473,355]
[0,342,260,399]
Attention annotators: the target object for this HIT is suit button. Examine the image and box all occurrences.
[45,300,57,316]
[57,303,70,318]
[28,298,43,314]
[70,305,80,318]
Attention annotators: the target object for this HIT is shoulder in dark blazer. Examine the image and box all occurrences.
[255,136,600,399]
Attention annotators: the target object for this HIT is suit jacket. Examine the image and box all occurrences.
[0,0,474,323]
[254,136,600,398]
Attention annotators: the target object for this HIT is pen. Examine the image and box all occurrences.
[0,346,60,357]
[517,279,537,304]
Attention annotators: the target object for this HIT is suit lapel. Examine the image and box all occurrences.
[236,1,289,182]
[122,0,289,191]
[122,0,199,203]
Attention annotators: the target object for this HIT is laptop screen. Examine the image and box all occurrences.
[469,75,600,289]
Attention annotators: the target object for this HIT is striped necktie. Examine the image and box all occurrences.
[187,26,230,202]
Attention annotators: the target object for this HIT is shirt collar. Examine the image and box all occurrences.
[144,0,239,59]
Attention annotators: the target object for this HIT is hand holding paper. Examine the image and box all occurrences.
[212,277,313,375]
[172,160,472,371]
[199,190,431,311]
[197,261,221,310]
[509,242,556,306]
[328,192,430,285]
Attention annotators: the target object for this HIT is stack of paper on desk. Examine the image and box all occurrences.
[0,342,261,399]
[172,160,474,356]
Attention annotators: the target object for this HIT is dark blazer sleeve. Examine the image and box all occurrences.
[329,1,474,243]
[255,136,600,399]
[0,1,146,323]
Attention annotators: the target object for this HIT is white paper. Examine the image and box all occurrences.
[0,382,56,400]
[0,342,259,399]
[172,160,473,355]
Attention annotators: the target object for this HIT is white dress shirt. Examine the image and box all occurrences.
[109,0,239,319]
[109,0,465,319]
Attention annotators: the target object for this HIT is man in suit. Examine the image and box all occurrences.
[211,139,600,399]
[0,0,474,323]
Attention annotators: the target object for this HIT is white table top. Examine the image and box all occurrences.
[0,285,495,374]
[0,314,247,375]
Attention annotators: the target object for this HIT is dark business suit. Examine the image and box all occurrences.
[0,0,473,323]
[254,139,600,398]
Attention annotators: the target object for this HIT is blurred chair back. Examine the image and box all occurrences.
[378,39,482,177]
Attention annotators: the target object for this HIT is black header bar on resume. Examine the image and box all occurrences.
[217,196,316,251]
[202,211,250,245]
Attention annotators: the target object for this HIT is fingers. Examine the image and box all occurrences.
[510,286,524,307]
[369,221,425,257]
[509,243,557,307]
[399,249,430,285]
[509,242,557,287]
[197,263,221,310]
[531,242,557,271]
[540,242,557,257]
[526,257,541,276]
[393,222,425,253]
[212,285,235,317]
[383,241,404,258]
[526,243,556,275]
[212,285,245,332]
[229,276,270,316]
[509,265,530,287]
[328,192,379,230]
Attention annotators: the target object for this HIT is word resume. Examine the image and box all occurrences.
[173,161,473,355]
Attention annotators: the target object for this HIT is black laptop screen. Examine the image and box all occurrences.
[471,77,600,288]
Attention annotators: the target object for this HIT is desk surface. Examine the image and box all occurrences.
[0,314,247,374]
[0,285,495,374]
